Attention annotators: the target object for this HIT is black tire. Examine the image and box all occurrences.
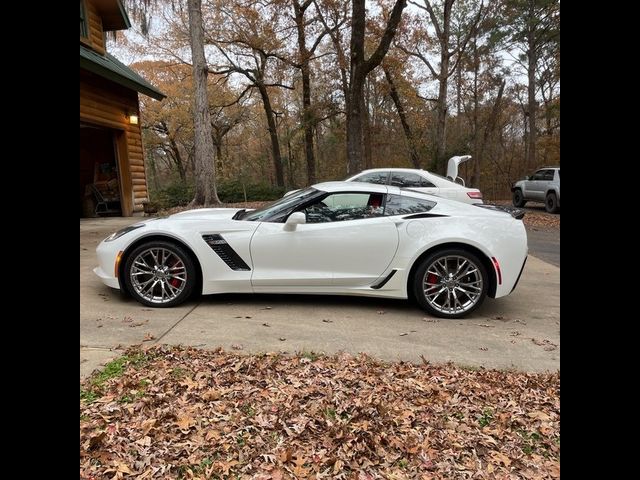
[512,189,526,207]
[122,240,197,308]
[413,248,489,319]
[545,192,559,213]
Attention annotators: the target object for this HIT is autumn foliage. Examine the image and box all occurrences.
[80,345,559,479]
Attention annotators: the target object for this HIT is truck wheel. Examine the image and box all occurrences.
[545,192,559,213]
[513,189,526,207]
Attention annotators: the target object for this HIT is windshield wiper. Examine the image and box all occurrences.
[232,209,246,220]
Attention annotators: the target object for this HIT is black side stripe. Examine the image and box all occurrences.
[402,213,449,219]
[371,269,397,289]
[202,234,251,271]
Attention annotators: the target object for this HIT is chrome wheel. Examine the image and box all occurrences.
[129,247,188,304]
[422,254,483,315]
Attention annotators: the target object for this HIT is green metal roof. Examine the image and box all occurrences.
[80,45,165,101]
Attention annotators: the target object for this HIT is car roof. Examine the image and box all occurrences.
[354,168,428,174]
[312,181,442,199]
[313,181,393,194]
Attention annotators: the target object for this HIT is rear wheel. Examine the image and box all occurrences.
[545,192,559,213]
[413,249,488,319]
[512,189,526,207]
[122,240,196,308]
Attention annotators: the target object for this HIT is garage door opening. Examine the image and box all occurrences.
[80,123,122,217]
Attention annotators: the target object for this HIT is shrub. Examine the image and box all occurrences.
[217,180,285,203]
[150,180,285,208]
[150,181,194,209]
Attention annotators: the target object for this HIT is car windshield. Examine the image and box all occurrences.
[240,187,319,222]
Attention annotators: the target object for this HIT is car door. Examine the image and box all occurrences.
[250,190,399,288]
[525,170,546,201]
[389,171,440,197]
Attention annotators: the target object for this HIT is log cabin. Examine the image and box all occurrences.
[80,0,165,217]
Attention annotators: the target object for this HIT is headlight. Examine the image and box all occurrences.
[104,224,145,242]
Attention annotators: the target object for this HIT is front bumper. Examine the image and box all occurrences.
[94,239,123,289]
[93,266,119,288]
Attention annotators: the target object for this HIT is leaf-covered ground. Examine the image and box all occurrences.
[80,346,559,479]
[491,201,560,229]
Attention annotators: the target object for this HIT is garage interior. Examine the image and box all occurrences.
[80,123,122,217]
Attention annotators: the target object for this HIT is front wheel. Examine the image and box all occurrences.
[545,192,559,213]
[512,189,526,207]
[122,240,196,307]
[413,249,489,319]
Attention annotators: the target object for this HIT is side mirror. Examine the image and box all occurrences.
[525,175,531,180]
[284,211,306,231]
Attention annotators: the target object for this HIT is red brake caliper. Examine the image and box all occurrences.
[169,260,181,288]
[427,273,438,285]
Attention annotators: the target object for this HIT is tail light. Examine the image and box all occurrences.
[467,191,483,199]
[491,256,502,285]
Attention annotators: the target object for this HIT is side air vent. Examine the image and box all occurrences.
[202,234,251,271]
[371,269,397,289]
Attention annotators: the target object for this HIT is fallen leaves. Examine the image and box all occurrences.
[80,345,560,479]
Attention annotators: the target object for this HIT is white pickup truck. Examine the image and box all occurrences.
[511,167,560,213]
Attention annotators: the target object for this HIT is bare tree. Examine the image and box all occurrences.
[346,0,407,174]
[496,0,559,170]
[399,0,484,173]
[187,0,221,205]
[383,65,421,168]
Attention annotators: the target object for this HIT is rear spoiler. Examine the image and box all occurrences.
[475,204,525,220]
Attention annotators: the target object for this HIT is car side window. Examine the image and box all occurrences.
[351,172,389,185]
[390,172,432,188]
[531,170,545,181]
[384,194,436,216]
[302,192,385,223]
[542,170,554,181]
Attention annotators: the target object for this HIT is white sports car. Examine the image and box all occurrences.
[286,156,483,204]
[95,182,528,318]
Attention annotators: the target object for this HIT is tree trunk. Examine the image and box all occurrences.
[169,136,187,182]
[472,80,505,188]
[293,0,317,185]
[257,84,285,187]
[363,79,372,169]
[434,0,451,175]
[187,0,220,206]
[346,72,366,174]
[346,0,407,174]
[384,67,420,168]
[527,21,537,171]
[434,69,448,174]
[471,39,480,187]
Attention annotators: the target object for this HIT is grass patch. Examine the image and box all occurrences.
[91,352,150,388]
[81,351,152,403]
[80,388,99,403]
[518,429,543,455]
[170,367,187,378]
[478,408,493,428]
[324,407,337,420]
[300,350,322,361]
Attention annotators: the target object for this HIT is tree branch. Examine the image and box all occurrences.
[396,44,439,79]
[422,0,443,41]
[364,0,408,74]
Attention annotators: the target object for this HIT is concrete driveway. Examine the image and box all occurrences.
[81,217,560,378]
